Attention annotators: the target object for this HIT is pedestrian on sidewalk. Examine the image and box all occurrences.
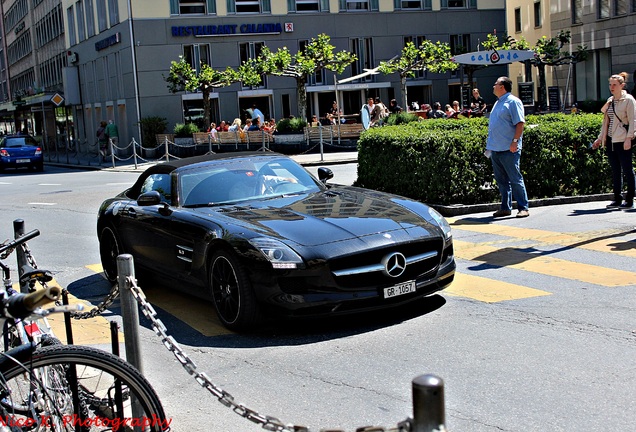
[592,72,636,209]
[96,121,109,158]
[105,120,119,149]
[486,76,530,219]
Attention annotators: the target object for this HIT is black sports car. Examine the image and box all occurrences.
[97,152,455,330]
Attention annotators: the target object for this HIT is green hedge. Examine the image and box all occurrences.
[356,113,609,206]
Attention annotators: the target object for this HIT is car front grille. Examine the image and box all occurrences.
[327,239,444,288]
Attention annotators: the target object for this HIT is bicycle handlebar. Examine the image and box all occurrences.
[0,229,40,255]
[5,285,62,319]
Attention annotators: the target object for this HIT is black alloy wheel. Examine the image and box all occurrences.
[209,250,259,331]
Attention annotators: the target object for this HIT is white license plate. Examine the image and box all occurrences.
[16,158,30,163]
[383,280,416,299]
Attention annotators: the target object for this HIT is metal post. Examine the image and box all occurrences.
[62,290,75,345]
[116,254,143,373]
[12,219,28,293]
[132,138,138,169]
[412,374,445,432]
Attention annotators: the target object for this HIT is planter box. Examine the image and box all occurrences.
[273,133,304,144]
[272,133,305,154]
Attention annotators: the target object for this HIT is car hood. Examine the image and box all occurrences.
[192,186,440,247]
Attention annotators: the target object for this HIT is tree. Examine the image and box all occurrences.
[256,34,356,121]
[504,31,587,110]
[378,40,456,110]
[165,57,261,129]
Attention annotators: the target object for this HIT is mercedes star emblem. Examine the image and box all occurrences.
[381,252,407,277]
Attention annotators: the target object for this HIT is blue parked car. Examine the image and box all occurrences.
[0,135,44,172]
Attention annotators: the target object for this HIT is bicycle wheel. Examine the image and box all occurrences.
[0,344,169,431]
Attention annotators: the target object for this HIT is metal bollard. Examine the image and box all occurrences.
[412,374,445,432]
[13,219,28,293]
[116,254,143,373]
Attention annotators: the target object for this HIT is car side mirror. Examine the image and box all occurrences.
[137,191,162,206]
[317,167,333,184]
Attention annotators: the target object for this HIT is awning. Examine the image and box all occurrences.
[452,50,535,66]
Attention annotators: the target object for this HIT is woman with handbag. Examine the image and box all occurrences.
[593,72,636,209]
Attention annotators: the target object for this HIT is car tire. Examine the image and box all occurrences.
[209,250,260,331]
[34,163,44,172]
[99,226,121,283]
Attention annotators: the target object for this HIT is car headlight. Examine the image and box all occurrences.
[248,238,303,269]
[427,207,452,240]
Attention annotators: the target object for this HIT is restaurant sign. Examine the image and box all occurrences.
[172,23,283,37]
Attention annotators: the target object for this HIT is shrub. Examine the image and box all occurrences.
[138,116,167,144]
[385,112,420,126]
[357,113,608,207]
[173,122,199,137]
[275,117,307,134]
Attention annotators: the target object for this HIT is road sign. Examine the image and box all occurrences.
[50,93,65,106]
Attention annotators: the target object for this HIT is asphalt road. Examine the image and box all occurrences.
[0,164,635,431]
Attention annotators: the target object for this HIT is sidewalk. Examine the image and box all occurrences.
[46,150,359,173]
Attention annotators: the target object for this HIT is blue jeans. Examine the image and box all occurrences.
[491,150,529,211]
[606,142,635,204]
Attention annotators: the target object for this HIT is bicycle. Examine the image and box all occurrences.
[0,229,170,431]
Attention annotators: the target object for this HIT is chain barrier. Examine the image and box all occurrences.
[11,238,424,431]
[126,276,414,432]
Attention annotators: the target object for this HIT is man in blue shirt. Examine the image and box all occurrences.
[486,76,529,218]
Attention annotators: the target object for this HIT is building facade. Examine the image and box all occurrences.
[61,0,507,147]
[0,0,67,138]
[551,0,636,107]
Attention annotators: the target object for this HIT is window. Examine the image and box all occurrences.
[514,8,521,32]
[141,174,172,203]
[350,38,374,82]
[86,0,95,37]
[441,0,475,8]
[229,0,271,13]
[96,0,107,31]
[614,0,627,15]
[450,34,470,56]
[395,0,431,9]
[75,1,86,42]
[240,42,266,88]
[534,1,541,27]
[571,0,582,23]
[67,6,76,46]
[288,0,329,12]
[339,0,379,10]
[179,0,205,14]
[598,0,610,18]
[183,44,211,74]
[342,0,368,10]
[108,0,119,26]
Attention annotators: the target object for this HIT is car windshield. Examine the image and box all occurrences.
[180,156,322,207]
[1,137,38,148]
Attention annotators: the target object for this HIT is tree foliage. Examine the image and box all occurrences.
[378,40,456,110]
[165,57,261,130]
[255,34,356,121]
[486,31,587,110]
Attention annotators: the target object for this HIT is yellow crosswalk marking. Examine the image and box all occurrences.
[446,272,551,302]
[14,279,121,345]
[449,219,636,258]
[454,240,636,287]
[87,264,233,337]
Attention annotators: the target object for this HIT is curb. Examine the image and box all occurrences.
[433,193,615,217]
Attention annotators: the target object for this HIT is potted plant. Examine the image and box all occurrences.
[139,116,168,158]
[173,123,199,157]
